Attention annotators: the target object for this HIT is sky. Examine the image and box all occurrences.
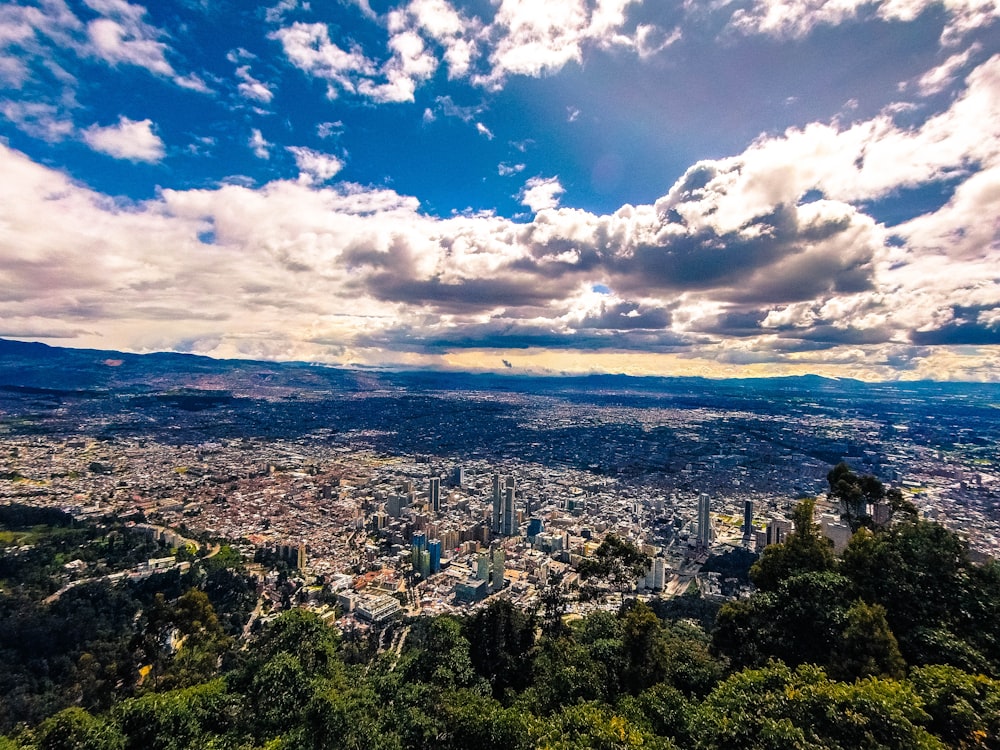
[1,0,999,381]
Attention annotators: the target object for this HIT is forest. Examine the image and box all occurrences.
[1,472,1000,750]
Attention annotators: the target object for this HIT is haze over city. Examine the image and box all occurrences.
[1,0,999,380]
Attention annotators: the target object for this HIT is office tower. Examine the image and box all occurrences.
[388,493,409,518]
[698,493,711,548]
[411,532,427,568]
[491,545,505,593]
[296,542,307,572]
[527,517,543,539]
[766,518,792,546]
[429,476,441,514]
[428,538,442,573]
[451,466,465,487]
[492,473,502,534]
[476,551,491,581]
[743,500,754,536]
[652,557,666,589]
[419,549,430,578]
[503,485,516,536]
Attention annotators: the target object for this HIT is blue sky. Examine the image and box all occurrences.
[1,0,999,380]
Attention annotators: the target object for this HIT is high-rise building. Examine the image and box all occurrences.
[503,485,516,536]
[766,518,792,546]
[451,466,465,487]
[491,545,505,593]
[492,474,502,534]
[411,532,427,568]
[476,551,491,581]
[428,538,442,574]
[743,500,754,536]
[296,542,307,572]
[388,493,409,518]
[429,477,441,514]
[698,493,711,548]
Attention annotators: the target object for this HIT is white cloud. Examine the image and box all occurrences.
[249,128,271,159]
[913,43,981,96]
[271,22,375,98]
[2,45,1000,377]
[86,9,173,77]
[730,0,1000,44]
[476,0,642,87]
[82,116,164,162]
[236,64,274,103]
[357,28,438,103]
[520,176,565,211]
[498,162,526,176]
[287,146,344,183]
[0,100,74,141]
[476,122,494,139]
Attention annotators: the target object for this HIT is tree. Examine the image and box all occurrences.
[830,600,906,681]
[577,534,651,601]
[464,599,536,696]
[750,499,834,592]
[827,462,887,530]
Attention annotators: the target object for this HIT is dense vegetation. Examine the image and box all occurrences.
[2,469,1000,749]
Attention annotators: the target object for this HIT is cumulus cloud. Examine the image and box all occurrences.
[729,0,1000,45]
[287,146,344,183]
[520,176,565,211]
[82,116,165,162]
[2,50,1000,378]
[270,22,375,98]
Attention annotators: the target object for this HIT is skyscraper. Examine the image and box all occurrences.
[698,493,711,549]
[427,538,442,573]
[429,476,441,514]
[503,485,516,536]
[491,544,505,593]
[743,500,754,537]
[492,473,502,534]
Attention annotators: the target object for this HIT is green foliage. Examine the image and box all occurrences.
[908,665,1000,750]
[464,599,536,696]
[694,663,945,750]
[749,498,835,591]
[535,701,677,750]
[840,518,1000,673]
[827,462,887,529]
[576,534,651,598]
[830,600,905,681]
[35,707,121,750]
[113,680,238,750]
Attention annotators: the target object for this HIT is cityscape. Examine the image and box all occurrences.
[3,339,999,634]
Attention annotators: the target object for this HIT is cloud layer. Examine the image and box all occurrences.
[0,0,998,379]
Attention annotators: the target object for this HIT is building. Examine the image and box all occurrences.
[819,513,852,554]
[492,474,502,534]
[491,544,506,593]
[764,518,793,548]
[742,500,754,537]
[643,556,666,590]
[698,493,711,548]
[454,578,489,604]
[355,594,402,624]
[427,538,442,573]
[476,551,491,581]
[411,532,427,568]
[503,484,516,536]
[429,477,441,514]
